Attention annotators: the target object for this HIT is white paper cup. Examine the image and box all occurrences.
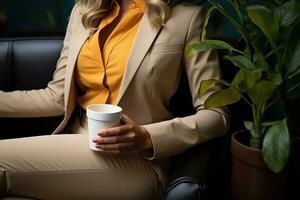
[86,104,122,151]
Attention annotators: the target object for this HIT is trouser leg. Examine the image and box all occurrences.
[0,134,161,200]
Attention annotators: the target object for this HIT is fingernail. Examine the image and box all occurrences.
[92,136,98,142]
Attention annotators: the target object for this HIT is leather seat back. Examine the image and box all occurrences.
[0,37,64,139]
[0,37,63,91]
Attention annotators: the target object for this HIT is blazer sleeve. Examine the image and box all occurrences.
[0,4,79,118]
[142,7,230,160]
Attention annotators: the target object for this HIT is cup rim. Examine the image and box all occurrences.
[86,104,122,121]
[87,104,122,114]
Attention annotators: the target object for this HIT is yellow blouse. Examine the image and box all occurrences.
[75,0,145,109]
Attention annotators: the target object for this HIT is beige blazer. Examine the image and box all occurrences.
[0,3,228,183]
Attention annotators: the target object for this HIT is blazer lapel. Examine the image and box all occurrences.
[64,24,89,107]
[116,15,162,104]
[53,21,89,134]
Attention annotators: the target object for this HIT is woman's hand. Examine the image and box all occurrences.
[93,114,153,154]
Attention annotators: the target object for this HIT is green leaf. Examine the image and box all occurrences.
[244,120,259,139]
[290,65,300,79]
[247,5,280,48]
[262,0,281,8]
[224,55,259,72]
[262,120,283,127]
[286,71,300,97]
[204,87,241,108]
[263,119,290,173]
[253,50,268,71]
[272,73,283,86]
[201,6,217,41]
[231,70,245,91]
[185,40,235,58]
[232,69,262,93]
[275,0,286,5]
[285,21,300,76]
[198,79,229,97]
[242,70,262,91]
[275,0,300,27]
[247,80,277,108]
[243,47,252,60]
[244,121,254,131]
[287,81,300,98]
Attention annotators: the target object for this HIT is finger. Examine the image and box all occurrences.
[96,143,134,151]
[94,132,136,144]
[98,124,133,137]
[121,114,135,125]
[93,136,104,144]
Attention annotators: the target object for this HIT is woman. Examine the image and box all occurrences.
[0,0,228,199]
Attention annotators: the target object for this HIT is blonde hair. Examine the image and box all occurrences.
[76,0,170,31]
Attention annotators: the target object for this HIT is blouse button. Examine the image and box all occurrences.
[128,1,138,9]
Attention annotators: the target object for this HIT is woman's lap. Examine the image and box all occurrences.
[0,134,160,200]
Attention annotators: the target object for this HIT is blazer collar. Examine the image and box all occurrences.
[116,14,162,104]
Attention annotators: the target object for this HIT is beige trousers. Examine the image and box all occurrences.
[0,116,163,200]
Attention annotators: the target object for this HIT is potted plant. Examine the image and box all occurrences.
[185,0,300,199]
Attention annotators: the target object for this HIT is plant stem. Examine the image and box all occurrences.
[240,93,252,107]
[232,86,252,106]
[265,98,277,112]
[229,0,253,54]
[228,0,244,24]
[208,0,251,49]
[265,44,286,59]
[232,48,248,56]
[222,82,253,107]
[251,104,262,149]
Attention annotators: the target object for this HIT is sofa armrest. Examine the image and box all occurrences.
[162,177,207,200]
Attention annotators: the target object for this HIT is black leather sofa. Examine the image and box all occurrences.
[0,37,234,199]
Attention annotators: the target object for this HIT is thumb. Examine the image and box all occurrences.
[121,114,134,125]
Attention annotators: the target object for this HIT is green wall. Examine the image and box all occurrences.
[0,0,259,36]
[0,0,74,34]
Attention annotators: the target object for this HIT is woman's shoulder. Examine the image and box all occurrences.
[171,3,206,18]
[169,3,206,26]
[69,3,85,18]
[166,3,206,31]
[66,3,86,29]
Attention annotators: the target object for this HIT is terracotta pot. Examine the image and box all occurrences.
[231,130,288,200]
